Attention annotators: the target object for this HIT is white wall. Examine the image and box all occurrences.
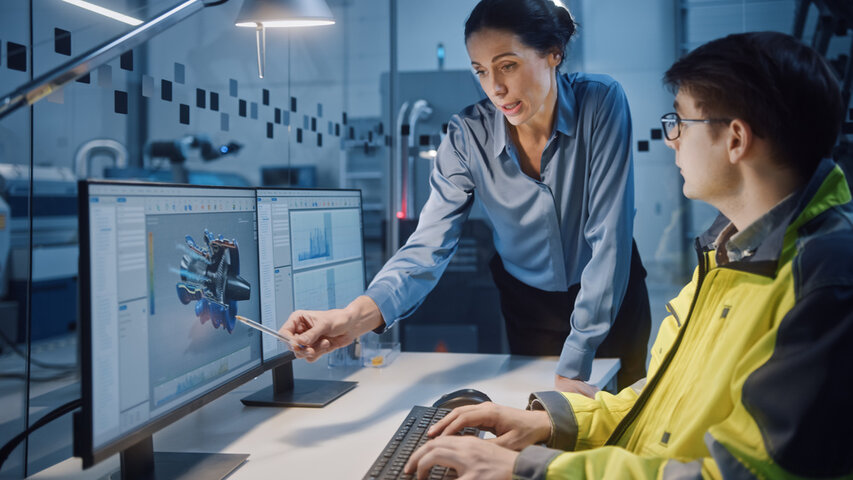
[396,0,479,72]
[577,0,684,301]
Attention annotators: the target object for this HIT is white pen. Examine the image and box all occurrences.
[235,315,306,350]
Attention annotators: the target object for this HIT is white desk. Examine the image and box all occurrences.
[29,353,619,479]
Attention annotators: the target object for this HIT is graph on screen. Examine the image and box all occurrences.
[291,209,361,270]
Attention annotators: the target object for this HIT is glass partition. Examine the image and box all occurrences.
[0,0,393,476]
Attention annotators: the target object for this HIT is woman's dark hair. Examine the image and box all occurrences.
[464,0,577,67]
[664,31,843,177]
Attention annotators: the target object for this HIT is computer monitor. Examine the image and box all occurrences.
[75,180,264,479]
[240,188,364,407]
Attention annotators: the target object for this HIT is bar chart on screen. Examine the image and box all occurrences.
[291,209,361,269]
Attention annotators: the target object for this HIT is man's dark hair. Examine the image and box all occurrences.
[664,31,843,176]
[464,0,577,68]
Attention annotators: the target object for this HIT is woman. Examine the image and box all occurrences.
[282,0,650,394]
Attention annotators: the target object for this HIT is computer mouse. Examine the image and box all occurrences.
[432,388,492,410]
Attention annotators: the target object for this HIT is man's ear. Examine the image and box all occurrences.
[727,119,752,165]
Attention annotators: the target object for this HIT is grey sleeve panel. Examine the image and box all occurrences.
[512,445,563,480]
[527,391,578,451]
[705,432,758,479]
[662,458,703,480]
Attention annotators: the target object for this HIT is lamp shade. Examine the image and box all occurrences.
[235,0,335,27]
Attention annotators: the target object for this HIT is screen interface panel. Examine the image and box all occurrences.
[256,189,364,361]
[86,183,262,449]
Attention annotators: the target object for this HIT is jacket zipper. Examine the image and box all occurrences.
[604,238,709,446]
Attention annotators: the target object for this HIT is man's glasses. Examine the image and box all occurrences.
[660,112,732,141]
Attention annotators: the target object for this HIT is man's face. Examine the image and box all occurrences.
[665,90,736,203]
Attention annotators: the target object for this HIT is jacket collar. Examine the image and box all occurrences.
[491,73,577,160]
[696,158,848,276]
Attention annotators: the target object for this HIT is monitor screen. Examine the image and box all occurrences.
[255,189,365,363]
[78,181,263,462]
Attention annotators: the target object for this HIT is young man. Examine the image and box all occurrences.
[404,31,853,479]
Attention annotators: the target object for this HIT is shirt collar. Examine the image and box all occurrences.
[712,190,802,265]
[554,72,577,137]
[491,73,578,159]
[724,190,801,262]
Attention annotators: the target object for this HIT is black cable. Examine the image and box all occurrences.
[0,398,82,472]
[0,330,76,371]
[203,0,230,7]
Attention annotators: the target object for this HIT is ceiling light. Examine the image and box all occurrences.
[62,0,143,26]
[235,0,335,78]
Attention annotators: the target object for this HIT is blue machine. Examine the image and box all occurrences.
[0,164,79,343]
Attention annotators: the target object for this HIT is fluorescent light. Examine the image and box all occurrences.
[236,19,334,28]
[62,0,143,26]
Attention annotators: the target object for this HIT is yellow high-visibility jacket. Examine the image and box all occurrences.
[513,159,853,480]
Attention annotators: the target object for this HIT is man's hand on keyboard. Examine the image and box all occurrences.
[404,436,516,480]
[427,403,551,451]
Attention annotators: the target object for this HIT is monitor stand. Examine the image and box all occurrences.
[114,436,247,480]
[240,361,356,408]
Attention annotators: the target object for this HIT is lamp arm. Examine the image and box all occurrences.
[0,0,231,121]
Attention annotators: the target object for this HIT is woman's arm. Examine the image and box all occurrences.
[557,81,635,382]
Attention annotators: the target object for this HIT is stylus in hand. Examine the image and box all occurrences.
[235,315,306,350]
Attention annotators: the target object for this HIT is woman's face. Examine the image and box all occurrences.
[466,28,560,128]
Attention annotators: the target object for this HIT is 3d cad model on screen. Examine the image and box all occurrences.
[176,229,251,334]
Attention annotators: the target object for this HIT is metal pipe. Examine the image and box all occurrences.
[386,0,399,260]
[405,100,432,219]
[73,138,129,178]
[392,101,408,251]
[0,0,207,121]
[255,23,266,79]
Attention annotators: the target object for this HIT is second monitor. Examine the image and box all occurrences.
[241,188,365,407]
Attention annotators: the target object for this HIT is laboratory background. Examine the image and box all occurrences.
[0,0,850,477]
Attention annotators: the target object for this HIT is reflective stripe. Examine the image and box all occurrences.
[629,377,646,395]
[662,458,702,480]
[513,445,563,480]
[528,391,577,451]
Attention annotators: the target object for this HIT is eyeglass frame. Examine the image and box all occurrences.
[660,112,732,141]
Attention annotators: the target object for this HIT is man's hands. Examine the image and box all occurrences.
[555,374,600,398]
[279,295,384,362]
[427,403,551,451]
[404,436,517,480]
[401,402,550,479]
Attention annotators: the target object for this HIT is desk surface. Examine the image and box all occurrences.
[29,353,619,479]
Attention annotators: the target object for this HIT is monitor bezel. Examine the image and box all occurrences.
[254,187,366,370]
[75,179,267,468]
